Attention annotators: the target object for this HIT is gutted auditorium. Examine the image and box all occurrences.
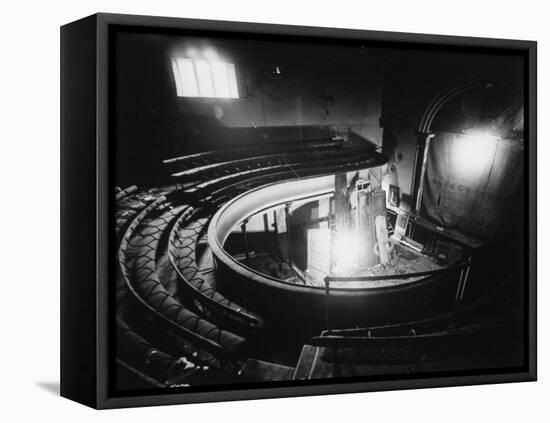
[113,29,526,392]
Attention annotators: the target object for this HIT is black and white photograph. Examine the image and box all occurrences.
[111,24,531,395]
[4,0,549,419]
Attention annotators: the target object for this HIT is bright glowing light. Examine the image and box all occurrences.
[211,61,231,98]
[195,60,214,97]
[454,132,499,175]
[226,63,239,98]
[332,232,360,275]
[172,58,199,97]
[171,57,239,98]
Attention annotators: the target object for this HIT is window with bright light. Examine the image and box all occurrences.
[171,58,239,98]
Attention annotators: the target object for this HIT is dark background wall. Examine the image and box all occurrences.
[113,30,525,218]
[113,31,385,187]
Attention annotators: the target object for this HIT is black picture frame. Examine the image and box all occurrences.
[60,12,537,409]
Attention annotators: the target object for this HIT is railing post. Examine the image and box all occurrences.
[284,202,292,264]
[459,257,472,302]
[240,219,250,264]
[324,276,331,333]
[455,257,472,310]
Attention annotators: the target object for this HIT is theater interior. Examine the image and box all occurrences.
[113,30,526,391]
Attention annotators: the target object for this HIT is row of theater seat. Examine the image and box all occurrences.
[115,139,386,387]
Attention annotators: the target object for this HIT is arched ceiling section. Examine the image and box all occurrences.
[429,82,524,142]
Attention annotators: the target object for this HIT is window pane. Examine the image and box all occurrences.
[195,60,214,97]
[172,58,199,97]
[171,60,184,96]
[172,57,238,98]
[211,61,231,98]
[227,63,239,98]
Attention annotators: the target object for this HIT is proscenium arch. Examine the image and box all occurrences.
[412,80,488,213]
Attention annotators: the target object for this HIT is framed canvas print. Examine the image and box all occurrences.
[60,13,537,409]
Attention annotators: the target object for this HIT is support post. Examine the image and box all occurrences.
[284,202,292,264]
[272,210,278,233]
[331,173,350,273]
[263,213,269,233]
[241,219,250,264]
[324,276,331,333]
[412,133,435,214]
